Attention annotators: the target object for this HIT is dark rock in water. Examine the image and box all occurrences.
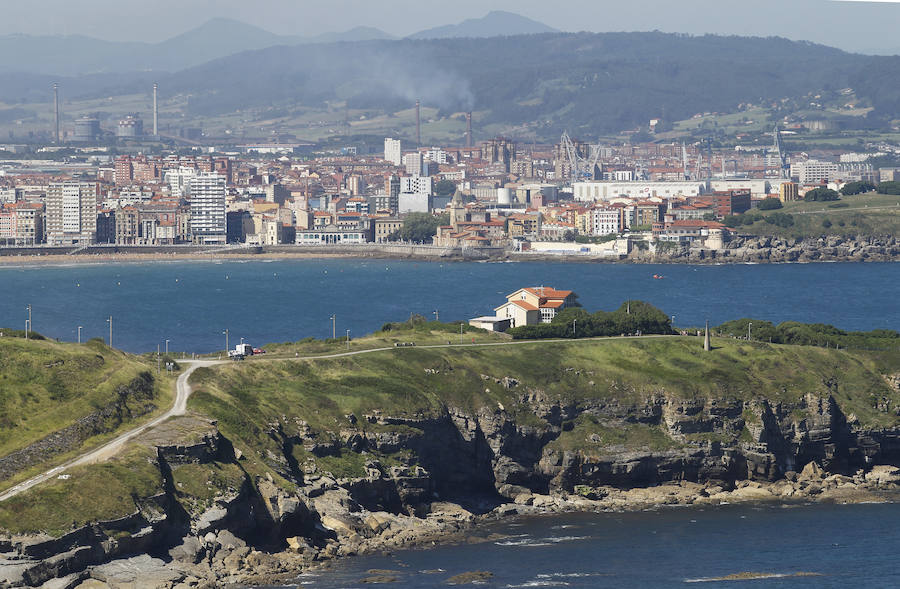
[446,570,494,584]
[360,575,399,583]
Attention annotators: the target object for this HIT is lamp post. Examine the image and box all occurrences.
[671,315,676,333]
[459,322,464,345]
[25,305,31,339]
[573,319,577,338]
[748,322,752,341]
[165,339,169,355]
[106,316,113,348]
[223,329,229,354]
[77,326,82,344]
[330,315,336,340]
[433,310,439,322]
[346,329,350,351]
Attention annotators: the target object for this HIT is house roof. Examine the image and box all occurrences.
[497,300,538,312]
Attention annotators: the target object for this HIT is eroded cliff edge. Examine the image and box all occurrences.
[2,338,900,587]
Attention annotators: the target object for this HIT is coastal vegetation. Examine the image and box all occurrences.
[728,192,900,238]
[0,332,172,466]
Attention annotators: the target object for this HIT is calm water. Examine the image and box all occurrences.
[0,260,897,353]
[291,503,900,588]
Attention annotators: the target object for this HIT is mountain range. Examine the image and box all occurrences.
[0,11,557,76]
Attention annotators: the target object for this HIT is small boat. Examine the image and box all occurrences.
[653,274,665,280]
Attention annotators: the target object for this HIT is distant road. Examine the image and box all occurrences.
[0,335,671,502]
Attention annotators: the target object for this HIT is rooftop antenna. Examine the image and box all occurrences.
[53,83,60,144]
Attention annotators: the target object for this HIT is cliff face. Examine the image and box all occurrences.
[4,389,900,587]
[3,342,900,587]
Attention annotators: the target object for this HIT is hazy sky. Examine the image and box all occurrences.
[2,0,899,54]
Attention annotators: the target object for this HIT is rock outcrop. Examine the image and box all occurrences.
[3,384,900,587]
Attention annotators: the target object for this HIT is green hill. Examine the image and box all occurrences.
[0,333,172,489]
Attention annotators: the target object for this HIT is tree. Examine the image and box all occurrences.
[434,179,457,197]
[398,213,449,243]
[840,181,875,196]
[757,197,783,210]
[803,187,840,202]
[877,181,900,195]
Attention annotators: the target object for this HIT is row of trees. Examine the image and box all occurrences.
[507,301,673,340]
[717,318,899,350]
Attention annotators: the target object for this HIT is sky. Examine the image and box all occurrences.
[1,0,899,54]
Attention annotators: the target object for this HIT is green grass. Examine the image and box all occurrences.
[738,192,900,238]
[188,337,900,483]
[548,414,680,454]
[0,446,163,536]
[0,336,173,458]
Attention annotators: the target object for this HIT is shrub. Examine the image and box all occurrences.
[757,197,783,210]
[803,187,840,202]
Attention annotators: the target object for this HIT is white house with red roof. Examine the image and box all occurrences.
[470,287,578,331]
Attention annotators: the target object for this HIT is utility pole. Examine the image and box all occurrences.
[77,325,82,344]
[157,344,160,374]
[748,322,752,341]
[330,314,336,340]
[223,329,229,354]
[346,329,350,351]
[165,339,169,355]
[106,316,113,348]
[573,319,577,338]
[25,305,31,339]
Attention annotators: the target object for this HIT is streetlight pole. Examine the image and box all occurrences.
[77,326,82,344]
[106,316,113,348]
[330,315,336,340]
[748,322,752,341]
[671,315,676,333]
[165,339,169,355]
[459,322,464,345]
[25,305,31,339]
[346,329,350,351]
[223,329,229,353]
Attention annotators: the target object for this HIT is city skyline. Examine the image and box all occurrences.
[1,0,900,55]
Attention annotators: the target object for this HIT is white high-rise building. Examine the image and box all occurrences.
[46,182,98,245]
[165,167,197,198]
[401,176,433,196]
[384,138,402,166]
[189,173,226,245]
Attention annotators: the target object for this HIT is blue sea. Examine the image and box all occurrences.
[0,259,897,353]
[292,503,900,588]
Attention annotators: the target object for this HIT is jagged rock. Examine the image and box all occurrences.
[90,555,183,588]
[799,461,825,481]
[169,537,203,564]
[866,465,900,485]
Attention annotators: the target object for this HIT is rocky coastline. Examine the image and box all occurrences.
[0,234,897,267]
[4,376,900,588]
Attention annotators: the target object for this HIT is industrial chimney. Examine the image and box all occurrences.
[415,100,421,149]
[53,83,60,144]
[465,112,473,148]
[152,83,159,136]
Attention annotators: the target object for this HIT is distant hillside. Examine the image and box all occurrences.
[0,18,395,76]
[409,10,557,39]
[147,32,893,139]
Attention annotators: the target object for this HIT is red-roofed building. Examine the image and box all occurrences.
[494,286,579,327]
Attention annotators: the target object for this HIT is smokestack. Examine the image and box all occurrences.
[152,83,159,136]
[415,100,420,149]
[465,112,473,148]
[53,83,60,144]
